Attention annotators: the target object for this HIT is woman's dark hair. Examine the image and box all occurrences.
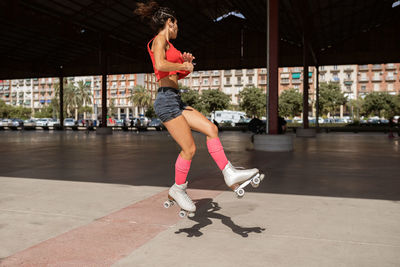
[134,1,176,32]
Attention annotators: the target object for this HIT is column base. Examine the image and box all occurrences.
[296,128,316,137]
[253,134,293,152]
[96,127,113,135]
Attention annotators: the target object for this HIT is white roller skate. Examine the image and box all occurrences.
[163,181,196,218]
[222,161,265,198]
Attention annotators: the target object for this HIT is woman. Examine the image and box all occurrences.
[135,1,260,216]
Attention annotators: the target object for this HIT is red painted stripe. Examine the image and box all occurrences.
[0,188,222,267]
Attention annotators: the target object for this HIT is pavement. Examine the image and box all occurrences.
[0,130,399,267]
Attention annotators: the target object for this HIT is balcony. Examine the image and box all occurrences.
[280,79,290,85]
[385,63,396,70]
[246,69,254,75]
[372,77,382,82]
[359,65,369,71]
[212,71,220,76]
[359,77,369,82]
[344,78,353,85]
[235,70,243,76]
[372,64,382,70]
[192,71,200,77]
[224,82,232,87]
[292,79,301,84]
[319,67,327,73]
[330,68,340,73]
[128,74,135,80]
[344,66,354,72]
[259,69,267,74]
[386,76,396,82]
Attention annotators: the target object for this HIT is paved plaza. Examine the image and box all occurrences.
[0,130,399,266]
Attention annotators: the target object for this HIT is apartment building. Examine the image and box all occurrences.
[357,63,400,96]
[1,63,398,119]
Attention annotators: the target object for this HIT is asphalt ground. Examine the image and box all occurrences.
[0,131,399,266]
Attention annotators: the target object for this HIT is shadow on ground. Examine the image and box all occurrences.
[175,198,266,237]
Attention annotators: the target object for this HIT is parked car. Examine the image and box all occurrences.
[36,118,50,127]
[64,118,76,127]
[48,118,60,127]
[23,119,36,129]
[148,118,164,131]
[0,119,10,127]
[9,118,24,128]
[115,119,125,127]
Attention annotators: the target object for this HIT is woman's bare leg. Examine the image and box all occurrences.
[163,114,196,160]
[182,107,219,140]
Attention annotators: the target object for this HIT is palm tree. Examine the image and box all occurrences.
[76,80,92,119]
[129,85,152,116]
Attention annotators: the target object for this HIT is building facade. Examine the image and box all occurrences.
[1,63,399,119]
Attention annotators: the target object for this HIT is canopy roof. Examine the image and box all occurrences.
[0,0,399,79]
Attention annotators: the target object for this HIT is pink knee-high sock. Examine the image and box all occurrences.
[207,137,229,170]
[175,154,192,185]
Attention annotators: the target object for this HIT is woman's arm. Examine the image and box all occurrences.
[153,36,193,72]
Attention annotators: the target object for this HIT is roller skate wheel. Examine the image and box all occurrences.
[236,188,245,198]
[188,212,195,218]
[253,176,261,185]
[251,181,260,188]
[163,200,171,208]
[179,210,187,218]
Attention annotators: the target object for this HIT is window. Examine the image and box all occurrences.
[373,84,380,91]
[387,84,394,91]
[361,85,366,91]
[226,77,230,84]
[249,76,253,83]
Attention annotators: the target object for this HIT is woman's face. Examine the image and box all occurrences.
[168,18,178,39]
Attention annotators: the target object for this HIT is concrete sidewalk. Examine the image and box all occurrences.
[0,131,399,266]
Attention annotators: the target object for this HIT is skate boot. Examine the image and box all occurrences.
[222,161,265,198]
[163,181,196,218]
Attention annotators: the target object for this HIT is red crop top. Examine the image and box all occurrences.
[147,36,191,81]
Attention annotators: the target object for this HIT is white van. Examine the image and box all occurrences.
[211,110,247,125]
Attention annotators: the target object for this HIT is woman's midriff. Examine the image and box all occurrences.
[159,74,179,89]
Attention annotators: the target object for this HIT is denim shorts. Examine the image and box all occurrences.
[153,87,188,123]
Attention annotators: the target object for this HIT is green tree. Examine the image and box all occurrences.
[35,105,54,118]
[278,88,303,118]
[180,87,203,112]
[0,99,12,118]
[129,85,152,114]
[347,97,364,120]
[201,89,231,115]
[9,106,31,119]
[318,82,347,117]
[362,92,399,118]
[75,80,92,119]
[239,86,266,118]
[145,105,156,118]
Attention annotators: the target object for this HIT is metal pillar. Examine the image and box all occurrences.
[302,32,309,129]
[101,73,107,127]
[316,64,320,129]
[101,39,108,128]
[266,0,279,134]
[59,75,64,128]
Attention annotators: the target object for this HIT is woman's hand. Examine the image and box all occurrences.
[182,52,195,63]
[182,62,194,72]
